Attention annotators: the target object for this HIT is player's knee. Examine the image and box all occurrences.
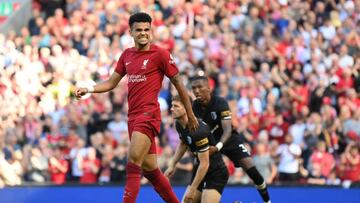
[239,157,254,170]
[202,189,221,203]
[142,155,158,171]
[128,132,152,164]
[128,150,146,165]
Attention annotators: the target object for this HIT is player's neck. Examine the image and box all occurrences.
[201,95,212,106]
[177,115,188,129]
[135,43,151,51]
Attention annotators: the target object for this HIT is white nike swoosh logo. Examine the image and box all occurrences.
[125,62,131,66]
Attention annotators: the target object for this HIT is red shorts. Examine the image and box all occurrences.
[128,116,160,154]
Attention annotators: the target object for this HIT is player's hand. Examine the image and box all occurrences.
[187,113,199,131]
[184,186,196,203]
[208,146,218,156]
[74,87,88,99]
[164,166,176,178]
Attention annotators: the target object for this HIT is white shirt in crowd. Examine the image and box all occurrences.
[237,97,262,117]
[277,143,302,174]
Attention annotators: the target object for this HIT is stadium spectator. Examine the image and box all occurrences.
[169,151,193,185]
[110,144,127,183]
[27,147,49,182]
[48,146,68,184]
[99,144,113,183]
[69,138,87,182]
[107,111,128,144]
[276,135,303,183]
[308,141,335,178]
[338,142,360,182]
[0,151,22,186]
[307,163,326,185]
[79,147,100,184]
[253,142,277,184]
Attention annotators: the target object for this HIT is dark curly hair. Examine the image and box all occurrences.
[128,12,152,28]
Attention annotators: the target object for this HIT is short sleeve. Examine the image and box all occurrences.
[160,50,179,78]
[175,121,184,141]
[218,98,232,120]
[193,124,210,153]
[114,50,127,76]
[194,136,209,153]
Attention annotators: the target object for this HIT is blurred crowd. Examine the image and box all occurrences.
[0,0,359,188]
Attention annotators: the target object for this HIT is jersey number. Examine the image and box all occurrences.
[239,144,249,153]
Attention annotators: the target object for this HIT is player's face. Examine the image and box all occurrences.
[170,101,186,119]
[191,80,211,103]
[130,22,151,47]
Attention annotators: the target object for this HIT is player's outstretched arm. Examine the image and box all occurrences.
[74,72,123,99]
[170,73,199,131]
[165,141,187,178]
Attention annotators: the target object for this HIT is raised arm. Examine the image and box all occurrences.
[170,73,199,131]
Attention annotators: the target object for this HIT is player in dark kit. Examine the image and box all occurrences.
[191,76,271,203]
[75,12,199,203]
[165,95,229,203]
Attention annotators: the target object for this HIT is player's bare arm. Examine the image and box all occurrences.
[165,140,187,178]
[219,119,233,146]
[170,73,199,131]
[184,150,209,203]
[209,118,232,155]
[74,72,123,99]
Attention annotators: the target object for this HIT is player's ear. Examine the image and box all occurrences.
[129,25,134,34]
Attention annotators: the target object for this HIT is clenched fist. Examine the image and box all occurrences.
[74,87,89,100]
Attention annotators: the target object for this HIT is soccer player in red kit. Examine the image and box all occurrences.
[74,12,198,203]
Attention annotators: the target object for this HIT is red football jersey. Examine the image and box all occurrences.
[115,44,179,121]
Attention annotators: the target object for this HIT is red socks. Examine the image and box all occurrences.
[123,162,142,203]
[143,168,180,203]
[123,163,179,203]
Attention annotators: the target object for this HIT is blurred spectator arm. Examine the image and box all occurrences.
[345,142,359,166]
[268,161,278,184]
[271,66,285,86]
[77,153,83,170]
[298,158,309,178]
[90,161,100,174]
[49,157,67,173]
[30,156,42,170]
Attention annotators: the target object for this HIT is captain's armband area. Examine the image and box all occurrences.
[221,110,232,120]
[195,137,209,152]
[195,137,209,147]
